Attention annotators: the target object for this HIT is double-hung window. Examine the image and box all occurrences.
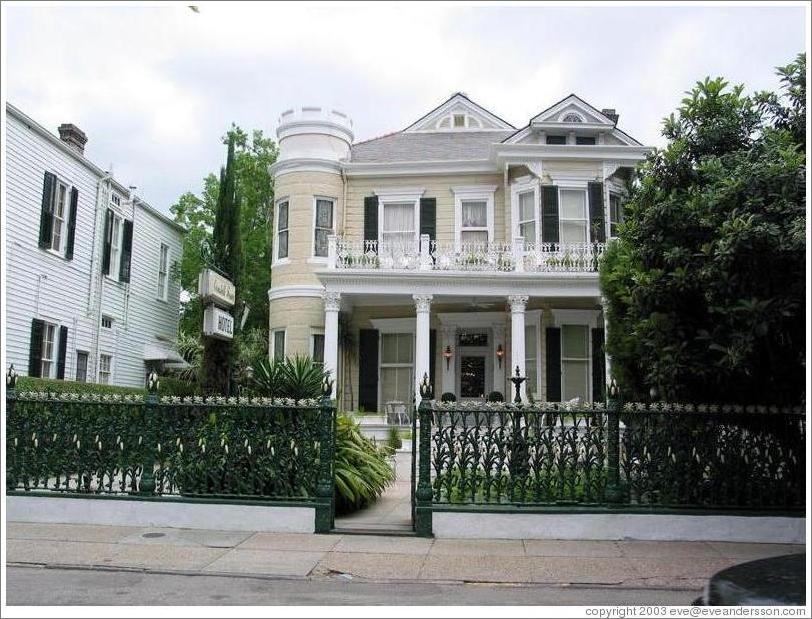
[158,243,169,300]
[50,181,69,253]
[272,329,286,361]
[311,332,325,365]
[559,189,589,244]
[460,200,489,245]
[381,202,415,248]
[314,198,334,257]
[518,190,536,248]
[525,324,538,398]
[76,351,88,382]
[609,193,623,237]
[40,322,57,378]
[561,325,590,401]
[99,354,112,385]
[109,214,122,279]
[380,333,414,406]
[276,200,289,260]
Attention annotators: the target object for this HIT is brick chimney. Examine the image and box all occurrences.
[601,108,619,124]
[57,123,88,154]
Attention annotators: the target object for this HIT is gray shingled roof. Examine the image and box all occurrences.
[349,130,514,163]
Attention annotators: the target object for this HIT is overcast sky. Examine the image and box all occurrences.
[4,3,807,214]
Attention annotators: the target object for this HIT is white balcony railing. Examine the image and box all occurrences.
[328,235,605,273]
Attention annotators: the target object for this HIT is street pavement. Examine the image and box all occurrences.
[5,521,805,605]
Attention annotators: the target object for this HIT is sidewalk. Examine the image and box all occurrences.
[6,522,804,592]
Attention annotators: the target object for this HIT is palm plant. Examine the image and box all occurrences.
[252,355,326,401]
[333,414,394,513]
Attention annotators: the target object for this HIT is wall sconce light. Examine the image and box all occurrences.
[495,344,504,369]
[443,345,453,370]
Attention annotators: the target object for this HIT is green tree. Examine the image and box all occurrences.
[171,126,277,353]
[600,54,805,404]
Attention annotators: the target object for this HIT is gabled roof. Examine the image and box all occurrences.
[350,130,514,163]
[402,92,515,132]
[529,93,616,125]
[502,93,642,146]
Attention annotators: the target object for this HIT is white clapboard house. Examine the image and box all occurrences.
[5,103,185,388]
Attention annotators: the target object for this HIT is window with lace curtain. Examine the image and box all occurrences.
[381,202,415,248]
[460,200,488,245]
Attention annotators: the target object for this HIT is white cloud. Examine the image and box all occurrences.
[3,4,806,212]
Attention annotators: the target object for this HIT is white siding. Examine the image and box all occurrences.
[5,106,184,388]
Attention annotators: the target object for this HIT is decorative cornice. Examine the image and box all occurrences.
[268,284,325,302]
[269,158,343,177]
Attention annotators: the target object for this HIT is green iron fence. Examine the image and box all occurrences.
[414,379,805,536]
[5,378,337,533]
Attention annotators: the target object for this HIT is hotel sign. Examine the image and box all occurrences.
[198,268,235,308]
[203,305,234,341]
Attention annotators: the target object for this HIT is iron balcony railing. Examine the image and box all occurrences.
[328,235,606,273]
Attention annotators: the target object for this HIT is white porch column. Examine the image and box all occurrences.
[323,290,341,396]
[440,326,456,396]
[413,294,433,401]
[508,295,529,401]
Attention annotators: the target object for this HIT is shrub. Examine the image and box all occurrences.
[334,414,394,513]
[440,392,456,403]
[386,424,402,453]
[15,377,146,396]
[159,376,200,397]
[487,391,504,403]
[252,355,327,400]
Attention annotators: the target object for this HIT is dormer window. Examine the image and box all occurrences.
[546,135,567,145]
[436,112,482,130]
[576,136,596,145]
[453,114,465,128]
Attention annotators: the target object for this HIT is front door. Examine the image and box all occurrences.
[459,355,487,400]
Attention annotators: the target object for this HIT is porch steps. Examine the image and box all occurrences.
[332,526,417,537]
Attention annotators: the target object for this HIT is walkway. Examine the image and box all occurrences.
[334,449,412,532]
[6,521,804,599]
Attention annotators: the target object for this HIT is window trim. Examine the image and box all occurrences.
[98,352,114,385]
[158,242,170,301]
[274,198,290,264]
[452,185,497,246]
[549,309,601,402]
[374,188,424,248]
[272,328,286,361]
[609,191,623,238]
[101,315,114,329]
[311,196,335,260]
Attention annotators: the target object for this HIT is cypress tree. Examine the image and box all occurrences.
[201,135,241,395]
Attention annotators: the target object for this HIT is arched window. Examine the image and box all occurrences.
[562,112,584,123]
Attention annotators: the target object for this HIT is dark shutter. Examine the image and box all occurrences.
[28,319,44,377]
[588,181,606,243]
[545,327,561,402]
[358,329,379,412]
[419,197,436,241]
[101,209,113,275]
[363,196,379,251]
[65,187,79,260]
[541,186,559,243]
[429,329,437,399]
[591,328,606,403]
[38,172,56,248]
[56,325,68,380]
[119,219,133,282]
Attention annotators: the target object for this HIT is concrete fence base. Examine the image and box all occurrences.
[432,511,806,544]
[6,495,315,533]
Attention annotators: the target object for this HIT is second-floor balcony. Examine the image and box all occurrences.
[326,235,605,274]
